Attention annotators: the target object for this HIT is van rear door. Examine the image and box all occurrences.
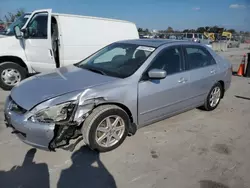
[22,9,55,73]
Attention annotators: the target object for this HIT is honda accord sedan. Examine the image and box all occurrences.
[4,39,232,152]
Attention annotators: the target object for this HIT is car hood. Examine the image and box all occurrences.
[11,65,119,110]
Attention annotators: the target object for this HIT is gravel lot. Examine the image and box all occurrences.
[0,45,250,188]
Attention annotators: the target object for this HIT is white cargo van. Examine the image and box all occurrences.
[0,9,139,90]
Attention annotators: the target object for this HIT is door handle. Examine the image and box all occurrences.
[178,77,187,83]
[49,49,53,56]
[210,69,216,74]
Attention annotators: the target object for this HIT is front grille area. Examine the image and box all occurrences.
[9,96,27,114]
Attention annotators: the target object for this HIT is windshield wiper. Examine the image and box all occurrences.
[83,67,106,75]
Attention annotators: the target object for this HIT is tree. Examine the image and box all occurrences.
[205,26,210,32]
[138,28,143,33]
[182,29,190,33]
[209,26,219,33]
[166,26,173,33]
[196,27,206,33]
[0,8,25,26]
[227,29,236,34]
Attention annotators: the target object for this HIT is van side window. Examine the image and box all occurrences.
[187,34,193,38]
[184,46,216,70]
[27,13,48,39]
[148,46,183,75]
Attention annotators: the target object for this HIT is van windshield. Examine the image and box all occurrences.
[75,43,154,78]
[4,13,31,36]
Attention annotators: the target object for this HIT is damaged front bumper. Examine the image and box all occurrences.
[5,110,55,151]
[4,96,95,151]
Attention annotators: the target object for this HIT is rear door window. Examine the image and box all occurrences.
[183,46,216,70]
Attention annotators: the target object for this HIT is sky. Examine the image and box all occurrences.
[0,0,250,31]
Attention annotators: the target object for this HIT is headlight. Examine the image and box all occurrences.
[29,101,77,123]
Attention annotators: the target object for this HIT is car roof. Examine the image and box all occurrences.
[119,39,198,48]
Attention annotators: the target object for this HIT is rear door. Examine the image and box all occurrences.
[183,45,219,105]
[22,9,55,73]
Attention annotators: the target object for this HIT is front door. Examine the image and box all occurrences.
[22,9,55,73]
[138,46,191,126]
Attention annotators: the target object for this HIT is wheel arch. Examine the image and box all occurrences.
[218,80,225,98]
[95,102,137,136]
[0,56,29,72]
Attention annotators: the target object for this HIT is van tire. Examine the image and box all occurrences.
[0,62,27,91]
[82,105,129,152]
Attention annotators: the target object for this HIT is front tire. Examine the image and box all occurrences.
[0,62,27,90]
[202,83,223,111]
[82,105,129,152]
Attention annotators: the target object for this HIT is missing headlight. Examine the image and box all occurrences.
[29,102,77,124]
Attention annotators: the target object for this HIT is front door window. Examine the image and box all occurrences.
[27,13,48,39]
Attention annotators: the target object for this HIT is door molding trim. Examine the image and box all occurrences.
[139,92,205,115]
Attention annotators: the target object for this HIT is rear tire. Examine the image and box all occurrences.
[0,62,27,91]
[82,105,129,152]
[201,82,223,111]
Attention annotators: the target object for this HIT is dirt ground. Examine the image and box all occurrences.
[0,44,250,188]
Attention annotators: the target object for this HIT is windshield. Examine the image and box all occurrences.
[5,13,31,36]
[75,43,155,78]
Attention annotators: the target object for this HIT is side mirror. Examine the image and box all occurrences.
[148,69,166,80]
[21,27,29,39]
[14,25,22,39]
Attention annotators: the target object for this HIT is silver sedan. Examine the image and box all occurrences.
[4,39,232,152]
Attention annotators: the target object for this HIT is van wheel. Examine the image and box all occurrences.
[0,62,27,90]
[82,105,129,152]
[201,83,222,111]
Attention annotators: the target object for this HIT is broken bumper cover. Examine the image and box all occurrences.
[4,110,55,151]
